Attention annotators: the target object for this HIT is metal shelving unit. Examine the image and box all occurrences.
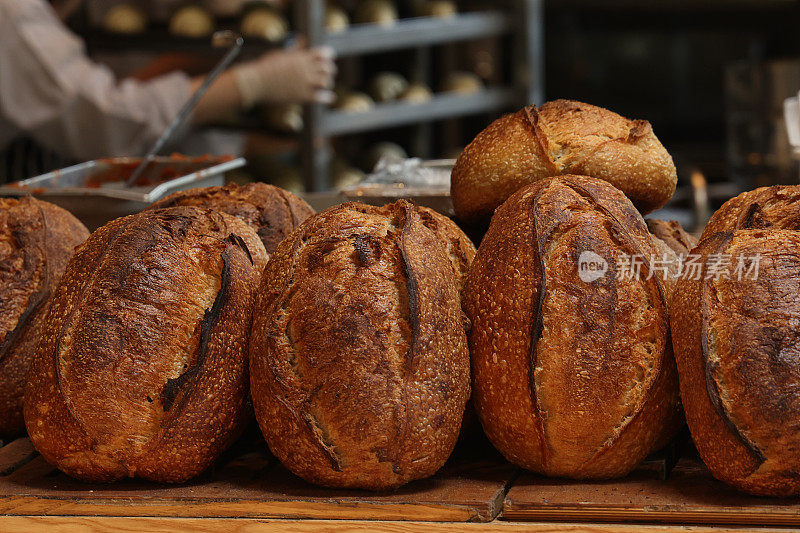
[321,11,513,56]
[322,88,519,136]
[295,0,544,191]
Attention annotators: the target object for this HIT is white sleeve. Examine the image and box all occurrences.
[0,0,192,161]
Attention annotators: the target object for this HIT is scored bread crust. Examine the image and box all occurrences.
[700,185,800,241]
[147,182,314,254]
[414,205,476,289]
[671,229,800,497]
[24,207,267,483]
[451,100,677,224]
[249,200,471,490]
[463,175,681,478]
[0,197,89,439]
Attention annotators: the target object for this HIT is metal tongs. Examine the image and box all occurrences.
[125,31,244,187]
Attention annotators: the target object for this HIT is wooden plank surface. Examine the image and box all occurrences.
[2,517,798,533]
[0,437,516,522]
[0,439,37,476]
[503,459,800,526]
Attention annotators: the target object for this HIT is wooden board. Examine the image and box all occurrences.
[0,436,516,523]
[3,436,798,528]
[503,459,800,526]
[3,516,798,533]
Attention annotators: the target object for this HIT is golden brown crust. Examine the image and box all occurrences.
[463,175,681,478]
[646,219,698,257]
[671,229,800,497]
[700,185,800,241]
[414,206,476,290]
[148,182,315,254]
[451,100,677,224]
[24,206,267,483]
[0,197,88,439]
[249,200,470,489]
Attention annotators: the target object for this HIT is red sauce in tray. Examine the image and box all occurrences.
[87,154,234,188]
[6,154,234,191]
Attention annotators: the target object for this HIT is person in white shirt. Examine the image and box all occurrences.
[0,0,335,168]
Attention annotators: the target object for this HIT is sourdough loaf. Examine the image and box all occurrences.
[451,100,677,224]
[700,185,800,241]
[24,207,267,482]
[0,197,89,439]
[463,175,681,478]
[148,182,314,254]
[671,229,800,496]
[249,200,471,489]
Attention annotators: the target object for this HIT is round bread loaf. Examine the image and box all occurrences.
[24,207,267,483]
[671,229,800,496]
[451,100,677,224]
[0,197,89,439]
[700,185,800,241]
[250,201,472,489]
[147,183,314,255]
[463,175,682,478]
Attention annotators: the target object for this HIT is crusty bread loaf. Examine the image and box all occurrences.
[671,229,800,497]
[148,182,314,254]
[700,185,800,241]
[463,175,681,478]
[646,219,697,257]
[250,200,471,489]
[451,100,677,224]
[24,207,267,483]
[0,197,89,439]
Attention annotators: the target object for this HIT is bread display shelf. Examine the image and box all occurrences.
[1,436,797,527]
[321,12,512,57]
[0,436,515,523]
[504,460,800,527]
[322,88,518,136]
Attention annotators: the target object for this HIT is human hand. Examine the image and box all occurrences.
[233,44,337,107]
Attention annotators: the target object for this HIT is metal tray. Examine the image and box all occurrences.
[0,156,245,230]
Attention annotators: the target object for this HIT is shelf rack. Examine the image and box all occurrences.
[295,0,544,191]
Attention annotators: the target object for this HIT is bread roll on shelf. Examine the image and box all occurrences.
[442,71,484,94]
[103,3,148,34]
[325,5,350,34]
[416,0,458,18]
[334,91,375,113]
[169,5,215,38]
[362,142,408,171]
[369,72,409,103]
[400,82,434,103]
[241,6,289,42]
[355,0,398,27]
[330,157,365,190]
[261,103,304,133]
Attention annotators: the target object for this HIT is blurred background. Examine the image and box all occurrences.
[3,0,800,230]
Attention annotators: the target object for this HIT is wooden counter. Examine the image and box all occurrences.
[1,435,797,531]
